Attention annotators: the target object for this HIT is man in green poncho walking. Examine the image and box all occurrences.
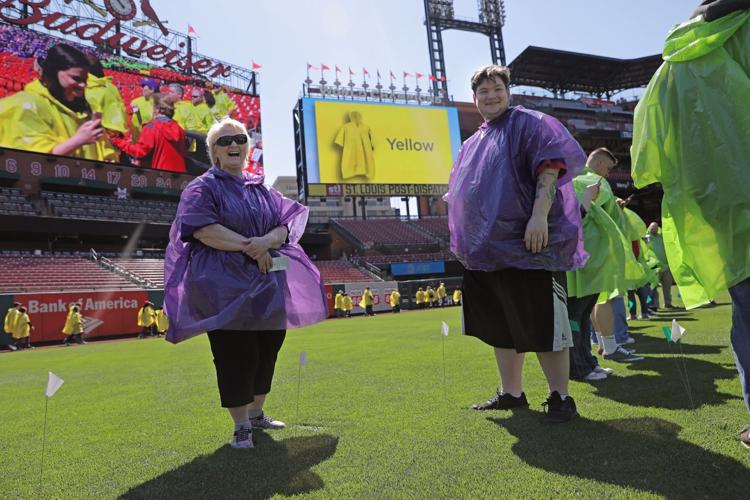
[631,0,750,448]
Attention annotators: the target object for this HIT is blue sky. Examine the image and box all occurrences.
[161,0,697,184]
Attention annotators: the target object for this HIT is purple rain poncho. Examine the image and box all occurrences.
[164,166,327,343]
[444,106,588,272]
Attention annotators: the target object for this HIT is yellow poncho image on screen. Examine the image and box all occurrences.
[315,101,455,184]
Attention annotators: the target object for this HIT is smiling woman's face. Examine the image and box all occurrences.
[211,124,249,171]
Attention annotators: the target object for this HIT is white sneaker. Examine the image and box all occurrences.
[230,426,254,449]
[583,371,607,381]
[250,412,286,430]
[594,365,614,375]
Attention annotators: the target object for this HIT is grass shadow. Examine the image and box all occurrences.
[120,432,339,499]
[489,412,747,498]
[587,356,739,409]
[632,336,727,356]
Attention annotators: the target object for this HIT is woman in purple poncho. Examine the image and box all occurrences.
[164,118,327,449]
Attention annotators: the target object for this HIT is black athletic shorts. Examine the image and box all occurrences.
[462,267,573,353]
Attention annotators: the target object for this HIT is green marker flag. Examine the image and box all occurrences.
[662,326,672,342]
[646,295,653,304]
[569,320,581,333]
[628,300,635,309]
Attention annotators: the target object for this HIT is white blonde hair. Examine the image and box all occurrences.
[206,117,250,167]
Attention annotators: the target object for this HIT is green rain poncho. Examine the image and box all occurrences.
[623,208,659,289]
[631,10,750,308]
[566,169,643,302]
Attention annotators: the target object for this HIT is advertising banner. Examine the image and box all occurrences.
[391,261,446,276]
[302,98,460,186]
[12,290,149,342]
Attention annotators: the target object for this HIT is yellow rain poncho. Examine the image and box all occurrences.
[211,90,237,120]
[4,307,20,336]
[334,111,376,180]
[415,290,425,304]
[453,290,462,303]
[631,10,750,308]
[437,284,447,300]
[137,305,155,327]
[342,295,353,312]
[129,95,154,140]
[334,291,344,310]
[15,312,31,339]
[86,74,128,162]
[359,288,374,308]
[155,309,169,333]
[62,305,77,335]
[174,101,215,134]
[0,79,98,159]
[389,290,401,307]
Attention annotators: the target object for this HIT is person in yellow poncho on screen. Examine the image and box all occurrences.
[84,54,128,163]
[389,290,401,314]
[137,301,156,338]
[3,302,21,351]
[130,78,159,141]
[0,44,104,160]
[415,288,425,309]
[359,287,375,316]
[342,293,353,318]
[334,290,344,318]
[209,84,237,120]
[154,308,169,337]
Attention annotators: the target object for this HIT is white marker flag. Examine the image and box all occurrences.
[299,351,307,367]
[45,372,64,398]
[671,319,686,342]
[441,321,450,337]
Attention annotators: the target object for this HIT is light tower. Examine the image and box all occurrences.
[424,0,507,98]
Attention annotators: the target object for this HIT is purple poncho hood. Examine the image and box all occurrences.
[164,166,327,343]
[444,106,588,272]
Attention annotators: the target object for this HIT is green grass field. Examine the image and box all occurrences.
[1,294,749,499]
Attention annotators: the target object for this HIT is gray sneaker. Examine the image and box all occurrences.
[230,426,254,449]
[250,412,286,429]
[603,346,644,362]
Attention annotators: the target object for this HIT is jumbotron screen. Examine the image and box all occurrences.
[0,3,262,175]
[300,97,461,197]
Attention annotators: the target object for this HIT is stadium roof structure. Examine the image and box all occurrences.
[508,46,663,97]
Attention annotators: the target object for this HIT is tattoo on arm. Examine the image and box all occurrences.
[532,169,558,217]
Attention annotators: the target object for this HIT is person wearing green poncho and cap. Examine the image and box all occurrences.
[631,0,750,448]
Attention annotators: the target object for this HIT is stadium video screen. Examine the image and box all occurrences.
[302,98,461,186]
[0,24,262,175]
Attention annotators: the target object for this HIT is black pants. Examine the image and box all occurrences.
[365,305,374,316]
[207,329,286,408]
[567,294,599,379]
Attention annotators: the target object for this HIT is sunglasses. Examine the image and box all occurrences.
[215,134,248,147]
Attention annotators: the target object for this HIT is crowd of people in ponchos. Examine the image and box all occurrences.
[2,300,169,351]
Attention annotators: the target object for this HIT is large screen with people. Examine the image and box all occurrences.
[300,97,461,197]
[0,23,262,175]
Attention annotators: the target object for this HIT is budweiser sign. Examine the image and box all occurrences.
[0,0,232,78]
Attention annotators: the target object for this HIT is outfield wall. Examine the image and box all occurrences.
[0,289,164,344]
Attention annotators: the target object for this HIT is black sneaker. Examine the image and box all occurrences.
[471,390,529,410]
[542,391,578,424]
